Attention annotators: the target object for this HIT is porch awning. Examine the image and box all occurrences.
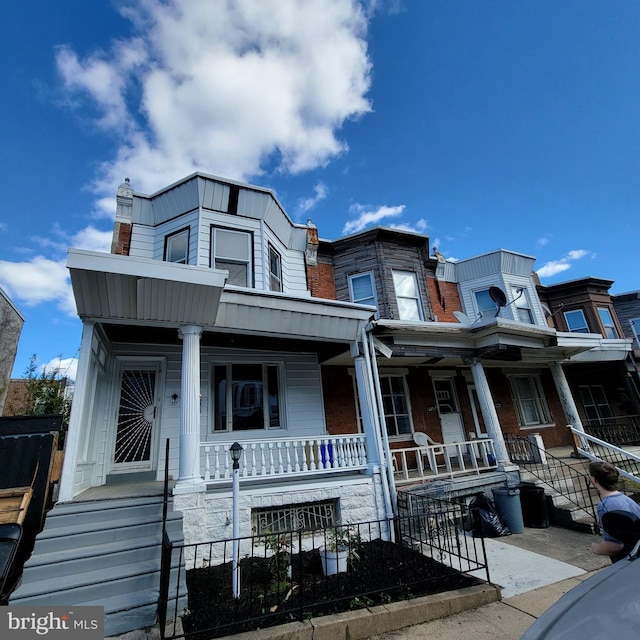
[67,249,227,326]
[372,318,631,364]
[67,249,375,343]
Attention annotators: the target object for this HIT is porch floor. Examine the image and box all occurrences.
[74,481,170,501]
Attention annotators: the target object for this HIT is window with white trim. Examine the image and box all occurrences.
[380,375,413,437]
[164,228,189,264]
[268,244,282,292]
[212,363,282,431]
[597,308,619,339]
[512,287,534,324]
[211,227,252,287]
[564,309,589,333]
[349,272,377,308]
[578,385,613,422]
[474,289,497,318]
[508,375,552,427]
[392,271,423,321]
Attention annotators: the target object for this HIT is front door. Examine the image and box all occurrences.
[433,377,466,452]
[112,366,160,473]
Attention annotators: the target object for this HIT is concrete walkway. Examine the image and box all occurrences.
[366,525,610,640]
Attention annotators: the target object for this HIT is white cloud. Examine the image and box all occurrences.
[388,218,428,234]
[56,0,373,199]
[41,356,78,382]
[296,183,328,216]
[71,226,113,253]
[342,203,405,234]
[537,249,591,278]
[0,257,76,316]
[536,236,550,247]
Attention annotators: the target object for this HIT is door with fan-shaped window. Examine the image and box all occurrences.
[112,366,160,473]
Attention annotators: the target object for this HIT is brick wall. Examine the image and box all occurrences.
[111,222,132,255]
[426,278,463,323]
[307,262,337,300]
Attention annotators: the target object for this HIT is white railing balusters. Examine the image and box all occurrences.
[199,434,368,484]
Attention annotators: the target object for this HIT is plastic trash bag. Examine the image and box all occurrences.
[468,493,511,538]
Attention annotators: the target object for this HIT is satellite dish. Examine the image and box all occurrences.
[489,286,507,308]
[453,311,471,327]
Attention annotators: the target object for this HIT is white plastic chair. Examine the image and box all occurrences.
[413,431,448,474]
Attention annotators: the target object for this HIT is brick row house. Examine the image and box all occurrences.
[12,172,638,634]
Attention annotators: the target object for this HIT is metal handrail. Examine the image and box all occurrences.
[504,435,599,533]
[568,426,640,484]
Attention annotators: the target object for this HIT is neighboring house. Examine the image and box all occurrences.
[539,278,640,430]
[12,172,638,635]
[0,287,24,415]
[612,290,640,400]
[318,234,636,480]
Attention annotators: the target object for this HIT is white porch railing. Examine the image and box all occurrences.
[568,426,640,484]
[392,437,498,483]
[200,435,368,483]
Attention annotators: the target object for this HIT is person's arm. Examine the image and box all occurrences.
[591,539,624,557]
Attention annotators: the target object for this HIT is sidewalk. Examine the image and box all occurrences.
[367,525,610,640]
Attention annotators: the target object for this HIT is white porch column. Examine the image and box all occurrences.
[469,359,516,471]
[550,361,585,434]
[353,355,382,467]
[174,325,206,494]
[58,321,95,502]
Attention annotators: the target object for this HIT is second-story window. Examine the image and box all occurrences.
[164,228,189,264]
[392,271,423,321]
[597,307,619,339]
[512,287,534,324]
[564,309,589,333]
[349,272,377,307]
[211,227,252,287]
[268,244,282,292]
[474,289,497,318]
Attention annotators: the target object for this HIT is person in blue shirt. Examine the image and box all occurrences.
[589,460,640,563]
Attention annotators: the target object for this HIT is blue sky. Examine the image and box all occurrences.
[1,0,639,380]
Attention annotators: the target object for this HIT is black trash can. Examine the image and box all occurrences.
[519,482,549,528]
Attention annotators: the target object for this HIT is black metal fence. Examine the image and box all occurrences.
[504,435,599,532]
[159,506,489,640]
[582,415,640,447]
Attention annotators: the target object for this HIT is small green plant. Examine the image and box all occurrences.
[349,595,374,610]
[326,525,361,566]
[260,531,294,602]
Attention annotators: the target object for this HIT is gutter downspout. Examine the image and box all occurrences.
[362,326,397,516]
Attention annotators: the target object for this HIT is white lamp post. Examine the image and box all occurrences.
[230,441,243,598]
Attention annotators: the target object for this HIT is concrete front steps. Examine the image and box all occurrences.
[519,468,599,533]
[10,495,185,637]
